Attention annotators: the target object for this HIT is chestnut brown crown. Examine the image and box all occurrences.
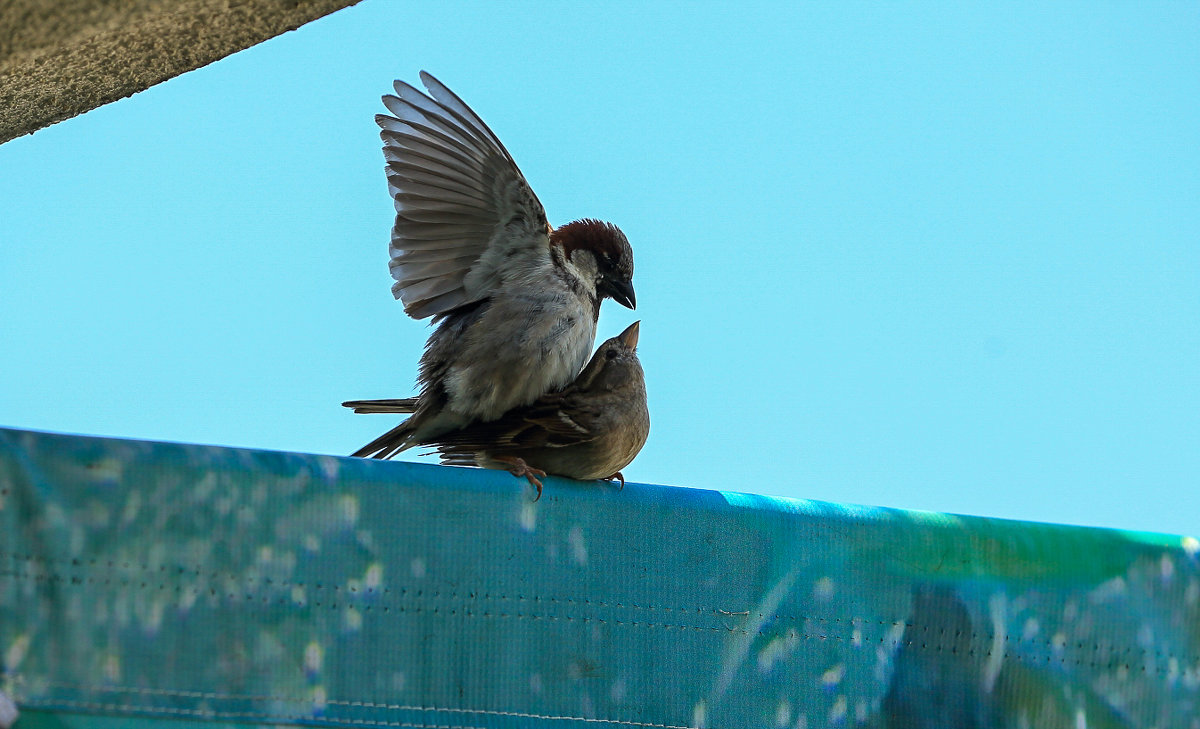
[551,218,636,309]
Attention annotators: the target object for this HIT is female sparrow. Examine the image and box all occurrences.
[423,321,649,499]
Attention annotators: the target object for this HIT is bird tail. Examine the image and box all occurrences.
[349,420,416,459]
[342,398,419,414]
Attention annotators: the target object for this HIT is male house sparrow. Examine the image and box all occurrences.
[420,321,649,499]
[345,72,636,459]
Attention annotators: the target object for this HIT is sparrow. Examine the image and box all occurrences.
[420,321,648,499]
[344,72,636,459]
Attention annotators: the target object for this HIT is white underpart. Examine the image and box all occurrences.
[442,252,599,420]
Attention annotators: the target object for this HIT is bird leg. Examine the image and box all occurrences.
[494,456,547,501]
[603,471,626,491]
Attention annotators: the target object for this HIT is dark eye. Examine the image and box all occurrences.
[605,348,619,359]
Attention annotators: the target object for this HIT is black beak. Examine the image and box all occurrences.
[605,278,636,310]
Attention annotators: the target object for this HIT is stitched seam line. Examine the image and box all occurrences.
[13,698,491,729]
[0,568,881,634]
[6,687,694,729]
[0,552,888,623]
[2,566,1194,666]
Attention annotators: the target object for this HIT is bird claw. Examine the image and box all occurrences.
[604,472,626,491]
[496,456,547,501]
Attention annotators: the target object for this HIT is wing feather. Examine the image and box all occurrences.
[387,171,491,204]
[381,130,488,177]
[395,274,469,304]
[380,116,494,173]
[393,222,497,240]
[419,71,516,161]
[427,391,605,462]
[379,125,483,166]
[390,254,479,280]
[402,289,473,319]
[393,184,492,209]
[384,145,481,185]
[377,73,549,319]
[381,92,486,154]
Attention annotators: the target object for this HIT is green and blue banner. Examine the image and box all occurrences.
[2,427,1197,728]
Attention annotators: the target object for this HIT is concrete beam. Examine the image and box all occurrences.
[0,0,358,144]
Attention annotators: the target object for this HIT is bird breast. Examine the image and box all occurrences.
[443,282,596,421]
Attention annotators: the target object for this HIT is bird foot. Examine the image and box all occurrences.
[603,472,626,491]
[495,456,547,501]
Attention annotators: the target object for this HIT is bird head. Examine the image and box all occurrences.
[576,321,643,392]
[550,218,636,309]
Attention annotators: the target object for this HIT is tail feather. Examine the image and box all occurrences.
[435,446,478,467]
[350,419,416,459]
[342,398,419,414]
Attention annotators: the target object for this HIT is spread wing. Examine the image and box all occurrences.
[377,71,551,319]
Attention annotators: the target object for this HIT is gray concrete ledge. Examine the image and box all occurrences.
[0,0,359,144]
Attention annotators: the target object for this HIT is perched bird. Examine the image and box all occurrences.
[345,72,636,459]
[422,321,648,499]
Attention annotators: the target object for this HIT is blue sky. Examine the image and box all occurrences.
[2,2,1197,536]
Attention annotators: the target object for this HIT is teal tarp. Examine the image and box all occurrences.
[1,427,1197,728]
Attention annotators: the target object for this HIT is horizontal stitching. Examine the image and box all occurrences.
[16,698,490,728]
[4,570,1195,666]
[2,567,1196,667]
[0,552,778,620]
[0,566,888,632]
[0,551,902,628]
[10,681,692,729]
[0,577,816,635]
[1,629,1189,681]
